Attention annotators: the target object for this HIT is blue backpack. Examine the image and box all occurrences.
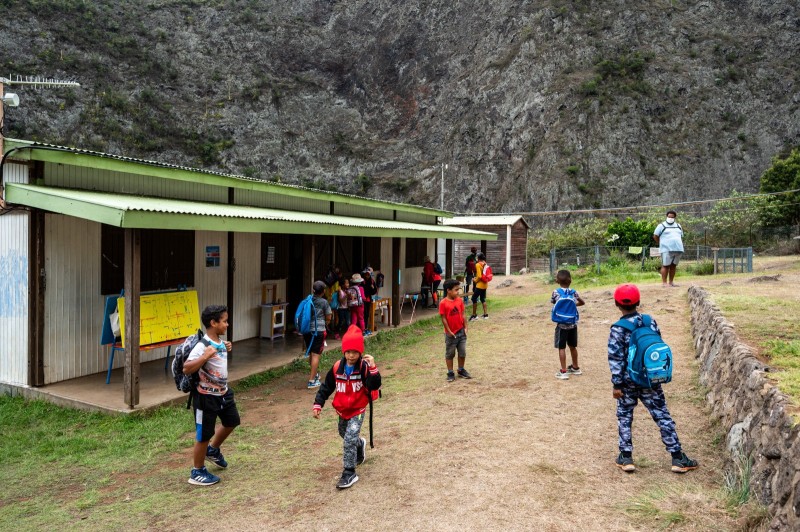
[295,295,318,357]
[331,291,339,310]
[614,315,673,388]
[551,288,579,325]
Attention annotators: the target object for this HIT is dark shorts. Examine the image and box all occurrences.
[303,331,326,355]
[193,389,240,442]
[554,325,578,349]
[472,288,487,303]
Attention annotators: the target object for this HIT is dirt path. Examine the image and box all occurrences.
[199,278,743,531]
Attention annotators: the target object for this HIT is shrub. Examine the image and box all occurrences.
[687,260,714,275]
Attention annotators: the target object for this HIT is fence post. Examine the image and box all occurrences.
[550,249,556,278]
[747,247,753,273]
[713,248,718,274]
[595,245,600,274]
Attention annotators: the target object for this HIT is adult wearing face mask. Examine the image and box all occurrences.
[653,210,684,287]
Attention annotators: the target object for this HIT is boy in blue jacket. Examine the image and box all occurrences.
[608,284,698,474]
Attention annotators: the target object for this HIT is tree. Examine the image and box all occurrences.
[759,147,800,227]
[605,217,656,247]
[703,190,766,246]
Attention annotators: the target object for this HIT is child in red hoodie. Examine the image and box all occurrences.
[313,324,381,489]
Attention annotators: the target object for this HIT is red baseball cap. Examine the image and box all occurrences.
[614,284,640,305]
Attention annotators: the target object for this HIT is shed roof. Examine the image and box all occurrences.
[442,215,529,228]
[2,139,450,218]
[5,183,497,240]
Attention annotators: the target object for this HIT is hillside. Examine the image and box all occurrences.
[1,0,798,215]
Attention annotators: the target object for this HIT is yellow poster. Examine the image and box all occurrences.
[118,290,201,347]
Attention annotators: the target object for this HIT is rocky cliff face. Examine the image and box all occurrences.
[1,0,798,215]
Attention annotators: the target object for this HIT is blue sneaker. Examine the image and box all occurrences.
[206,446,228,469]
[188,466,220,486]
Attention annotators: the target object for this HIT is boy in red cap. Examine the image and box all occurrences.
[313,324,381,489]
[608,284,698,474]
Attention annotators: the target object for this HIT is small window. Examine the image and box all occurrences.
[405,238,427,268]
[101,227,195,294]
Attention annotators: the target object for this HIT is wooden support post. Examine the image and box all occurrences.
[303,235,314,295]
[28,208,45,386]
[480,240,487,258]
[123,228,141,409]
[392,237,400,327]
[226,188,235,347]
[445,238,453,279]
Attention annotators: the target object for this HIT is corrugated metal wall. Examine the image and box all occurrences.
[0,211,30,385]
[4,162,29,184]
[45,163,227,203]
[335,203,394,221]
[193,231,228,315]
[235,189,329,214]
[43,215,105,383]
[396,211,437,225]
[232,232,261,341]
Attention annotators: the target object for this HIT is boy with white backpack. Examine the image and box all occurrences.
[551,270,585,380]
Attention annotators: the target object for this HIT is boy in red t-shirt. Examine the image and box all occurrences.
[438,279,471,382]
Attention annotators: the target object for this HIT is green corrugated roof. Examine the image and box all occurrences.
[5,183,497,240]
[2,139,451,218]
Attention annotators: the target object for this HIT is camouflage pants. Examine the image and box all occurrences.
[616,385,681,454]
[337,413,364,470]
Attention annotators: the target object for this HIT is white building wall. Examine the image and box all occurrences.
[43,216,175,383]
[0,211,30,385]
[232,232,261,341]
[4,162,29,184]
[193,231,227,314]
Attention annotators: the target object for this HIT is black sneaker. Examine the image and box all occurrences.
[205,445,228,469]
[468,315,478,322]
[671,452,699,473]
[446,371,455,382]
[615,453,635,473]
[357,437,367,465]
[457,368,472,379]
[336,469,359,489]
[482,314,489,319]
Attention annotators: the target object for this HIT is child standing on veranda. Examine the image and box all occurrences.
[313,324,382,489]
[348,273,367,332]
[183,305,240,486]
[337,278,351,337]
[551,270,585,380]
[608,284,698,474]
[439,279,471,382]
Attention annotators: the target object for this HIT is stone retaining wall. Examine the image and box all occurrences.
[688,286,799,531]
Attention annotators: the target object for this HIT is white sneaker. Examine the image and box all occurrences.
[567,365,583,375]
[555,371,569,380]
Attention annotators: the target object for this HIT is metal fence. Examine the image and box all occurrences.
[543,245,752,276]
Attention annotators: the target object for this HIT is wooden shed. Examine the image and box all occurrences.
[444,215,530,276]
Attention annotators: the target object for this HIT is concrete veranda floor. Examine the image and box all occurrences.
[21,303,441,414]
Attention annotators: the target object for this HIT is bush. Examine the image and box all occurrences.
[686,260,714,275]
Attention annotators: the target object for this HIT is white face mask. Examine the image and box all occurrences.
[666,217,675,224]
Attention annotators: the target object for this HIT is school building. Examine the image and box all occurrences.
[443,215,530,275]
[0,138,495,410]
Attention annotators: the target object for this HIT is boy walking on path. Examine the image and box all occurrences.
[305,280,332,389]
[439,279,471,382]
[183,305,240,486]
[608,284,698,474]
[313,324,382,489]
[551,270,585,380]
[469,252,489,321]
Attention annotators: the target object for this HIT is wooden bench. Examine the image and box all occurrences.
[368,298,392,332]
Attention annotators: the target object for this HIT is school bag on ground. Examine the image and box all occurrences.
[614,315,673,388]
[333,359,381,448]
[172,330,210,407]
[551,288,579,325]
[480,264,493,283]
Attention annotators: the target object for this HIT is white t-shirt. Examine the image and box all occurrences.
[187,334,228,395]
[654,221,684,253]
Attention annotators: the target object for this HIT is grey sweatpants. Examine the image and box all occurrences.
[338,413,365,470]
